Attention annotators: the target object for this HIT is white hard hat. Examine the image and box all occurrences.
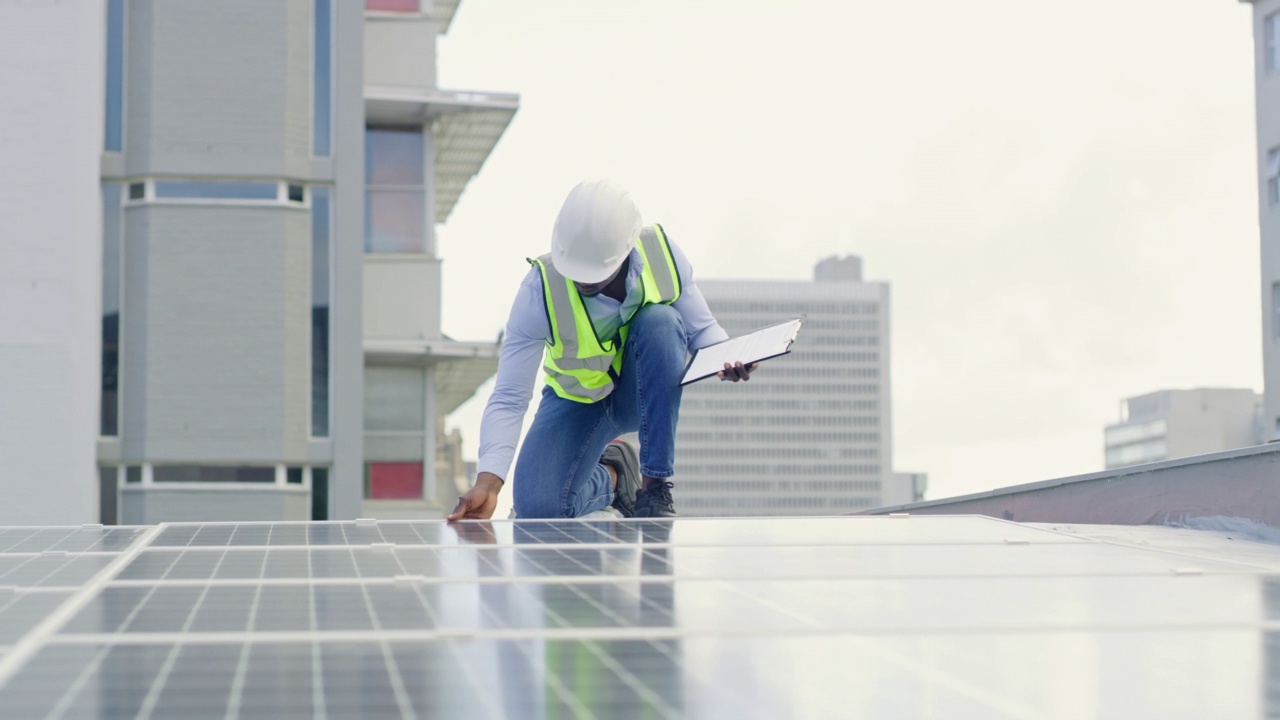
[550,180,642,284]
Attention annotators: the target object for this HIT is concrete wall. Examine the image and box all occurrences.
[1164,389,1260,457]
[0,0,103,524]
[365,15,437,90]
[330,0,366,519]
[363,257,443,340]
[120,486,310,523]
[120,205,311,462]
[124,0,313,179]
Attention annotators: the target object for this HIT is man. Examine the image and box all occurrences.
[448,180,755,520]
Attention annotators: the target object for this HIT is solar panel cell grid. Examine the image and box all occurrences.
[0,516,1269,718]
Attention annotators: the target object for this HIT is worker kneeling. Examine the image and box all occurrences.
[449,180,756,521]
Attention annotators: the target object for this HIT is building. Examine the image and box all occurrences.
[0,0,515,525]
[1103,388,1262,469]
[1243,0,1280,439]
[886,471,928,506]
[0,1,104,525]
[674,256,894,516]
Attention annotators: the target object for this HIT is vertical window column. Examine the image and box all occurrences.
[365,127,426,253]
[1269,13,1280,74]
[311,187,332,437]
[1273,281,1280,341]
[104,0,125,152]
[101,184,122,436]
[313,0,333,156]
[1268,149,1280,207]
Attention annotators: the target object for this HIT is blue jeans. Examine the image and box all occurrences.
[513,304,686,518]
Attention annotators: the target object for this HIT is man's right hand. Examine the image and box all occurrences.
[447,472,504,521]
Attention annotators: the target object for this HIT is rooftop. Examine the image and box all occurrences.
[0,514,1271,717]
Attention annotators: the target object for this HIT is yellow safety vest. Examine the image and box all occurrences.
[529,224,683,403]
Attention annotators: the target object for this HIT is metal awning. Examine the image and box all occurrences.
[432,0,460,33]
[369,1,459,33]
[365,87,519,223]
[364,338,500,416]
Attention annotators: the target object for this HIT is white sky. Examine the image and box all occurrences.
[431,0,1261,503]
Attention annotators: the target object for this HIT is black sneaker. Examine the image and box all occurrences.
[601,441,641,518]
[634,480,677,518]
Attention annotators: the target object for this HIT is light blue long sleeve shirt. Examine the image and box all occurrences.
[476,236,728,481]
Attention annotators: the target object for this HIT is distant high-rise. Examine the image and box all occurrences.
[1242,0,1280,438]
[675,256,893,516]
[1103,388,1262,469]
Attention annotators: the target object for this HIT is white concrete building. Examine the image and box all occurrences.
[0,1,104,525]
[675,256,894,516]
[0,0,514,525]
[1103,388,1262,469]
[1243,0,1280,439]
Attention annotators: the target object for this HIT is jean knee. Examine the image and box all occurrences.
[631,304,685,342]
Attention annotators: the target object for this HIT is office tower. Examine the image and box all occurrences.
[0,0,515,524]
[1243,0,1280,439]
[1103,388,1262,469]
[675,256,893,516]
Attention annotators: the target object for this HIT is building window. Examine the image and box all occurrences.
[311,187,332,437]
[365,126,426,253]
[312,468,329,520]
[104,0,125,152]
[152,466,276,483]
[153,180,279,201]
[1273,282,1280,341]
[366,463,424,499]
[367,0,419,11]
[127,180,311,205]
[1269,13,1280,73]
[313,0,333,157]
[98,467,118,526]
[101,184,122,437]
[1269,149,1280,207]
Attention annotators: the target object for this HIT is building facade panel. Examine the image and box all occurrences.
[127,0,312,179]
[0,0,105,523]
[122,205,311,462]
[364,16,438,90]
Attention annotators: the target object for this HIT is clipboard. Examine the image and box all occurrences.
[680,317,805,386]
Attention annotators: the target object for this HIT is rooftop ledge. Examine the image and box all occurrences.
[866,441,1280,527]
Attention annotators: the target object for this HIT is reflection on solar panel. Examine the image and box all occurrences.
[0,516,1270,717]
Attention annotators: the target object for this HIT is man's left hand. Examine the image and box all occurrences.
[718,361,759,382]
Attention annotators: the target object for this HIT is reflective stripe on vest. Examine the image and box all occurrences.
[529,224,683,403]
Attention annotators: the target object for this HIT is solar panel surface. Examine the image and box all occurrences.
[0,516,1270,718]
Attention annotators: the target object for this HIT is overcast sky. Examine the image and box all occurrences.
[429,0,1260,504]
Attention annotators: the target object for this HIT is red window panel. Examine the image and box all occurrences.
[366,0,419,11]
[367,463,423,499]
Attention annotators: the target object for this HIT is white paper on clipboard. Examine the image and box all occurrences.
[680,317,805,386]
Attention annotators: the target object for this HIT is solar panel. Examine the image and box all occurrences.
[0,516,1269,718]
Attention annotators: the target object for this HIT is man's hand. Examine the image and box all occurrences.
[448,472,503,521]
[718,361,759,382]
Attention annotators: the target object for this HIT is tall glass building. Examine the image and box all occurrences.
[675,257,894,516]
